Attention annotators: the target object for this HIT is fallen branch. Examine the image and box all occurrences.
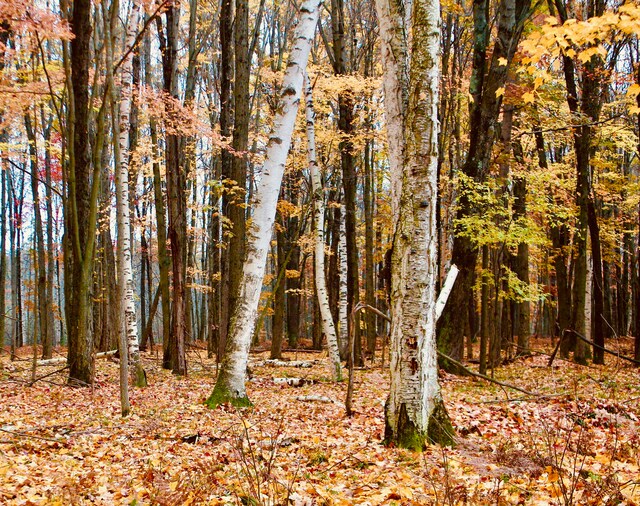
[296,395,334,403]
[254,359,315,368]
[0,426,66,443]
[36,350,117,366]
[28,365,69,386]
[570,330,640,365]
[437,351,538,397]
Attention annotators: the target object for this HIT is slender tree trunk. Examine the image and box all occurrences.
[331,0,361,366]
[305,73,342,381]
[25,114,51,359]
[227,0,250,343]
[42,115,57,350]
[145,18,171,365]
[271,226,286,359]
[338,207,349,356]
[0,168,5,352]
[114,0,146,388]
[206,0,321,407]
[218,0,233,359]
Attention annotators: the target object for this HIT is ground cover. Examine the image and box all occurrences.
[1,339,639,505]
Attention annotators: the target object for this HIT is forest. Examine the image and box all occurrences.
[1,0,640,503]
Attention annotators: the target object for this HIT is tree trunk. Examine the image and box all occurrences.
[436,0,531,370]
[271,226,286,359]
[67,0,96,386]
[331,0,361,366]
[24,114,51,360]
[114,0,146,388]
[379,0,454,449]
[205,0,321,407]
[306,73,342,381]
[159,5,187,375]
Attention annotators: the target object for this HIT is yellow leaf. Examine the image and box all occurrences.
[534,76,544,89]
[169,481,179,491]
[523,92,535,104]
[498,57,508,67]
[627,83,640,98]
[578,46,600,63]
[495,87,505,98]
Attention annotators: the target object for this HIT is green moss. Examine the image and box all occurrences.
[384,402,427,451]
[384,400,456,451]
[205,383,252,409]
[427,398,456,447]
[133,366,147,388]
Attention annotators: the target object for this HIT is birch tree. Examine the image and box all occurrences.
[205,0,321,407]
[377,0,455,449]
[305,73,342,382]
[114,0,146,390]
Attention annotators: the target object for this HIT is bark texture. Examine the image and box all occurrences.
[379,0,455,449]
[206,0,321,407]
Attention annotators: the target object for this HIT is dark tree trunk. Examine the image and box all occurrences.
[225,0,250,346]
[271,227,286,359]
[25,113,51,359]
[159,5,187,375]
[218,0,233,359]
[554,0,605,365]
[437,0,531,370]
[67,0,95,385]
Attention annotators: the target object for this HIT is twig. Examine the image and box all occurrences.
[570,330,640,365]
[0,427,65,443]
[437,352,538,396]
[28,365,69,386]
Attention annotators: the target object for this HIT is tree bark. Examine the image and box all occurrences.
[436,0,531,370]
[158,4,187,375]
[67,0,96,386]
[114,0,146,388]
[379,0,455,449]
[306,73,342,381]
[206,0,321,407]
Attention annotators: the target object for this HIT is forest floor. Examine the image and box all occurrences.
[1,338,639,505]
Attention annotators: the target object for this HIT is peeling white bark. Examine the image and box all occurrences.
[375,0,408,217]
[435,265,459,321]
[305,73,342,381]
[115,0,144,387]
[210,0,321,402]
[380,0,445,444]
[338,205,348,354]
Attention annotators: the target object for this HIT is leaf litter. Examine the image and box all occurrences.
[1,338,639,505]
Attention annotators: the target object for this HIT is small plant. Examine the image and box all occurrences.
[527,405,625,505]
[230,412,301,506]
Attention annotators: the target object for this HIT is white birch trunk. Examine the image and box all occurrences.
[305,73,342,381]
[116,0,146,389]
[381,0,453,448]
[374,0,408,217]
[338,206,349,355]
[206,0,321,406]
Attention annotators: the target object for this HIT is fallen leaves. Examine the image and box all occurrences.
[1,339,639,505]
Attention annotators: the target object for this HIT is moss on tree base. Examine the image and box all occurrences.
[384,400,456,451]
[427,398,456,447]
[205,383,252,409]
[133,366,147,388]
